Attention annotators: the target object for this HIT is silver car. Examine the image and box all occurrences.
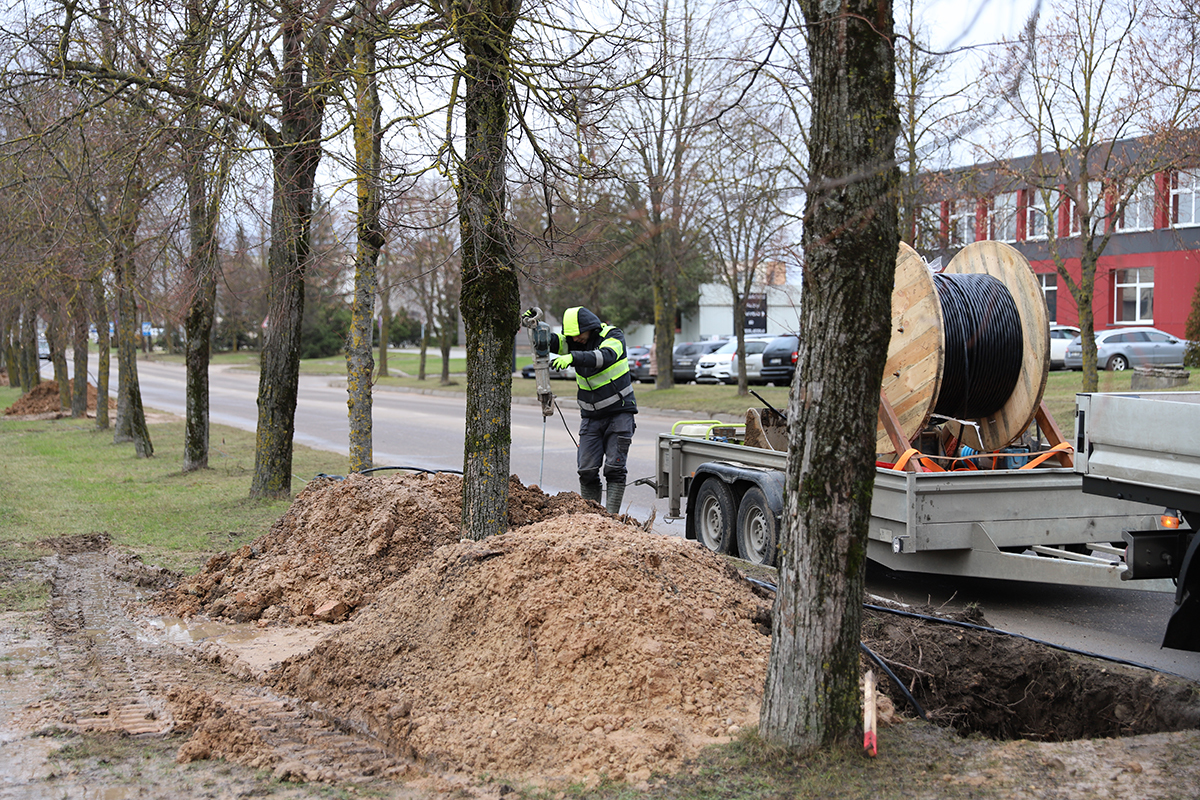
[1063,326,1189,371]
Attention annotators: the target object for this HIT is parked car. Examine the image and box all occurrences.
[672,339,728,383]
[694,336,775,384]
[1048,325,1081,369]
[759,333,800,385]
[1063,326,1190,371]
[626,345,656,383]
[520,362,575,380]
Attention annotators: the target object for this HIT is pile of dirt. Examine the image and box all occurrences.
[3,379,110,416]
[270,517,772,784]
[153,472,608,624]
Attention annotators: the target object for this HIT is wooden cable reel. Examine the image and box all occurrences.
[876,241,1050,455]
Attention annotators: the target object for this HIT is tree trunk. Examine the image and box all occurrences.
[181,0,221,474]
[760,0,899,753]
[70,289,89,418]
[20,306,38,391]
[454,0,521,541]
[112,186,154,458]
[50,308,70,408]
[182,172,219,473]
[250,8,325,499]
[347,9,382,475]
[377,290,391,378]
[93,275,111,430]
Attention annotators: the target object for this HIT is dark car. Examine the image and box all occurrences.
[626,345,656,383]
[520,362,575,380]
[759,334,800,385]
[672,339,728,383]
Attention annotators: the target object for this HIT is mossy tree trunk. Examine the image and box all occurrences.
[249,8,326,499]
[453,0,521,541]
[92,275,111,430]
[20,305,37,391]
[181,0,222,473]
[347,4,383,474]
[760,0,899,752]
[50,305,70,408]
[112,183,154,458]
[70,288,89,417]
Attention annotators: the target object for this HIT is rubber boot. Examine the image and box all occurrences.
[605,481,626,515]
[580,477,602,504]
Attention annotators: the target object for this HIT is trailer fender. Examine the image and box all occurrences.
[684,462,785,563]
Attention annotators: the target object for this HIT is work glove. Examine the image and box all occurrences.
[551,354,574,371]
[522,308,538,319]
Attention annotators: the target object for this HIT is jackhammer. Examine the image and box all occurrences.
[521,307,555,417]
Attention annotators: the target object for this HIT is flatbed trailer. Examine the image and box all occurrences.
[655,425,1167,592]
[1075,391,1200,650]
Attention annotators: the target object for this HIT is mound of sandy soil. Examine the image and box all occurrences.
[154,472,608,624]
[3,380,110,416]
[270,516,772,784]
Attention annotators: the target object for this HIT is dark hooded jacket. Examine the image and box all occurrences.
[549,306,638,419]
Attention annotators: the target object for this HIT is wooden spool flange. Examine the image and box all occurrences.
[876,241,1049,454]
[876,243,944,453]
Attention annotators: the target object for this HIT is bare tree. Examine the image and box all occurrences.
[702,102,792,395]
[982,0,1191,391]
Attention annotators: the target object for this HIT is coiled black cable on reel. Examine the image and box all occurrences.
[932,272,1025,420]
[878,241,1050,455]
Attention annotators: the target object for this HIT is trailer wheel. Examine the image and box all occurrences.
[694,478,735,554]
[736,487,778,566]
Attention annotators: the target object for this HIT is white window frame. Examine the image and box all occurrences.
[948,199,975,246]
[1039,273,1057,323]
[1117,178,1155,232]
[1070,180,1103,236]
[990,192,1017,242]
[1114,267,1154,324]
[1172,170,1200,228]
[1025,189,1052,241]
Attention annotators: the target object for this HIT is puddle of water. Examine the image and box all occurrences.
[0,613,63,793]
[143,617,330,676]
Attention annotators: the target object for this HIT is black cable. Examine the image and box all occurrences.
[860,642,927,720]
[933,272,1024,419]
[555,398,578,448]
[314,466,465,481]
[744,577,1189,697]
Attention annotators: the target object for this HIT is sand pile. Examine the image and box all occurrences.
[155,472,606,624]
[3,380,109,415]
[270,516,772,784]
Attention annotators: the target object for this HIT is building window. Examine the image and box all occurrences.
[1172,170,1200,227]
[1039,273,1057,323]
[948,199,975,245]
[1117,178,1155,232]
[991,192,1017,242]
[1115,267,1154,324]
[915,203,942,250]
[1025,189,1051,240]
[1070,180,1103,236]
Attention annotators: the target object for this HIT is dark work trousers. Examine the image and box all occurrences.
[577,412,636,494]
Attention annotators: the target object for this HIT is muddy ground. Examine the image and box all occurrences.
[2,470,1200,798]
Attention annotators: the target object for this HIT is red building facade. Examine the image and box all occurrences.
[916,141,1200,340]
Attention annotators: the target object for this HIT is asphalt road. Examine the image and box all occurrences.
[48,355,1200,681]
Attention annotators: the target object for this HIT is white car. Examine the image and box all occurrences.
[695,337,775,384]
[1049,325,1080,369]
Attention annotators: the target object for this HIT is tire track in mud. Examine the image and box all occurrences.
[46,548,406,782]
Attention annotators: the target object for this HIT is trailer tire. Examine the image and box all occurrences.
[694,478,735,554]
[736,486,778,566]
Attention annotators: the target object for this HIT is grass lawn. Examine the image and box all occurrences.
[0,383,342,575]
